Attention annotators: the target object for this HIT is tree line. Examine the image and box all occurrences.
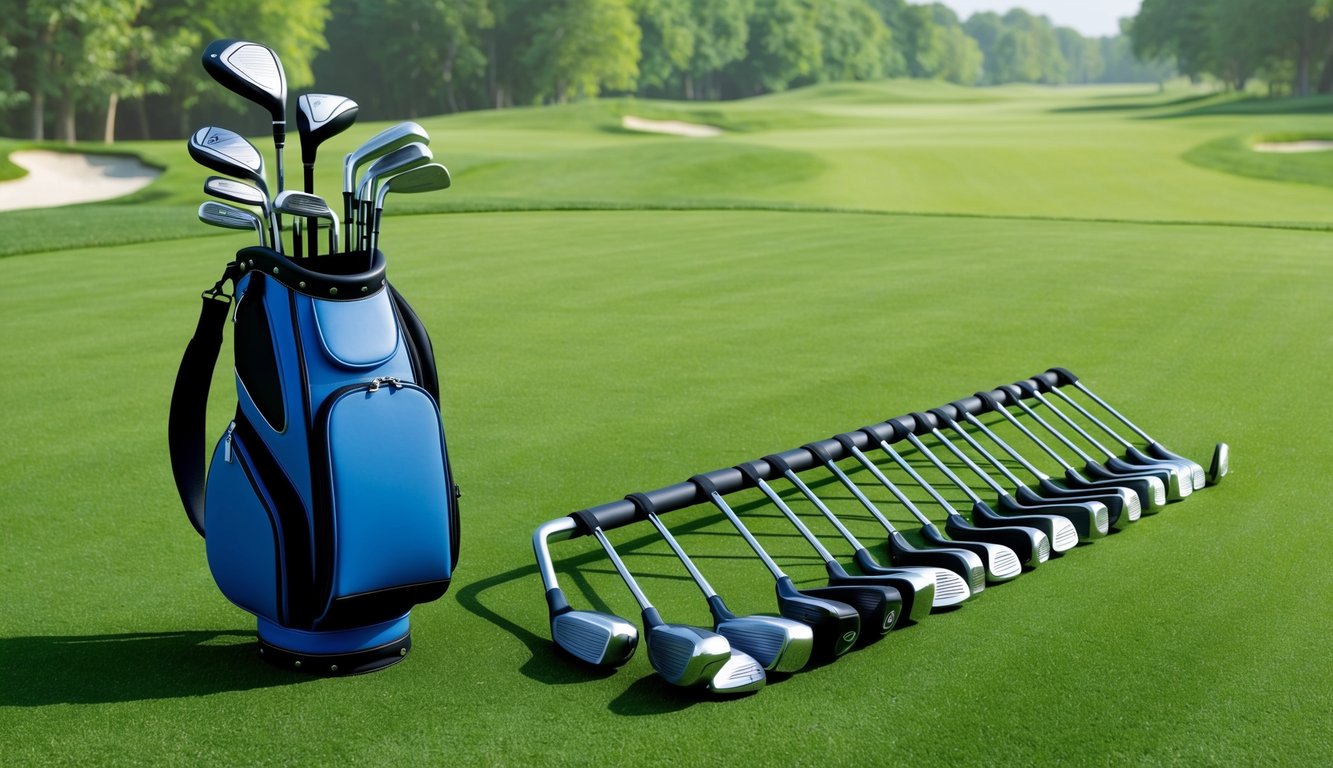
[2,1,1172,144]
[1132,0,1333,94]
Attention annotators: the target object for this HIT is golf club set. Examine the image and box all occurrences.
[169,40,459,675]
[190,40,451,259]
[533,367,1229,695]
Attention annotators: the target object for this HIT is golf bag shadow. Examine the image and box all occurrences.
[170,246,460,675]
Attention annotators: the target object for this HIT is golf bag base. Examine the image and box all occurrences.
[257,614,412,676]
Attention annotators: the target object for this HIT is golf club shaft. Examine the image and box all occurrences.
[645,512,719,600]
[304,163,318,257]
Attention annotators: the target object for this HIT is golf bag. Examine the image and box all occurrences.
[169,246,460,675]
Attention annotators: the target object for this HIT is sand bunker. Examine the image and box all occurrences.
[622,115,722,138]
[0,150,161,211]
[1251,140,1333,154]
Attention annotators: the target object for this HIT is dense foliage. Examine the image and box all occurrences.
[1,0,1173,142]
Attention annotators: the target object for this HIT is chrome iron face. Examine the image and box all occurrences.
[707,649,766,695]
[551,610,639,667]
[646,623,732,687]
[714,615,813,674]
[197,201,265,245]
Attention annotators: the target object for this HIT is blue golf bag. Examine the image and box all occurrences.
[169,247,460,675]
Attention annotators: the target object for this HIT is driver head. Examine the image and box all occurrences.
[297,94,359,164]
[202,39,286,123]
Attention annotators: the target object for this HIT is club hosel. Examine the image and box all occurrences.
[706,594,736,623]
[545,587,571,616]
[641,606,666,629]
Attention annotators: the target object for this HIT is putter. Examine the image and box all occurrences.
[632,495,812,674]
[297,94,358,256]
[1048,367,1225,486]
[369,163,452,254]
[737,460,936,623]
[869,420,1081,553]
[691,475,861,662]
[533,517,638,667]
[198,201,266,245]
[203,176,276,249]
[343,122,431,249]
[585,521,764,694]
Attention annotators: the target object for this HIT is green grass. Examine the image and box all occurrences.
[2,81,1332,765]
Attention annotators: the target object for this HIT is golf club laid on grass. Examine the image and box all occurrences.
[864,420,1078,555]
[1020,380,1192,501]
[783,447,991,592]
[987,385,1168,511]
[1001,384,1173,509]
[274,191,339,255]
[692,474,862,661]
[343,122,431,249]
[203,176,276,249]
[830,432,1049,569]
[735,460,938,623]
[631,494,813,674]
[581,516,766,695]
[369,163,452,254]
[935,401,1140,529]
[909,411,1110,542]
[1047,367,1226,486]
[533,517,639,668]
[296,94,358,256]
[197,201,267,245]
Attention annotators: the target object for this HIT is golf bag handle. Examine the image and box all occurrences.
[552,370,1062,537]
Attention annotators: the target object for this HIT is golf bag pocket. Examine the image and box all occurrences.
[314,379,454,630]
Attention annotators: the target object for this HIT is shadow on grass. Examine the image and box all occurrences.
[0,630,309,706]
[1143,93,1333,119]
[1048,93,1217,115]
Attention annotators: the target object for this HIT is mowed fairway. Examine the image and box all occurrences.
[1,82,1331,765]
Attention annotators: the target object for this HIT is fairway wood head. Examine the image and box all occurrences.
[801,583,900,641]
[550,608,638,668]
[297,93,359,164]
[202,39,287,123]
[774,577,859,661]
[344,121,430,195]
[645,622,731,687]
[189,127,268,194]
[885,531,986,596]
[707,650,766,695]
[825,559,936,623]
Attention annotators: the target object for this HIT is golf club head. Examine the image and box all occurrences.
[706,594,812,673]
[943,512,1049,567]
[918,523,1022,583]
[849,549,970,609]
[1208,443,1228,485]
[1018,482,1135,525]
[204,176,267,209]
[297,93,359,165]
[1077,464,1171,507]
[344,121,430,196]
[998,493,1108,540]
[825,560,935,623]
[202,39,287,124]
[971,500,1079,553]
[885,531,986,596]
[1123,445,1202,489]
[1139,443,1208,489]
[707,649,766,695]
[774,577,859,661]
[1103,456,1191,500]
[645,618,731,687]
[189,127,268,195]
[550,607,639,668]
[197,201,264,244]
[800,583,900,642]
[274,190,333,218]
[358,142,434,201]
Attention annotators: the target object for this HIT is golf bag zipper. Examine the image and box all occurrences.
[223,421,236,464]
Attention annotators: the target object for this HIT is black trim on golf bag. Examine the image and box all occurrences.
[169,252,460,634]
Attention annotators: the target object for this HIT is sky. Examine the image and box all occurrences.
[935,1,1144,38]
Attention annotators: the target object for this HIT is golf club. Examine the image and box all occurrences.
[203,176,276,249]
[935,401,1139,529]
[585,519,765,694]
[197,201,266,245]
[780,447,989,592]
[632,495,813,674]
[736,460,939,622]
[369,163,452,254]
[343,121,430,249]
[297,93,358,256]
[830,432,1049,569]
[274,191,339,255]
[355,142,434,250]
[533,517,638,668]
[1004,383,1176,506]
[201,39,287,193]
[188,127,278,254]
[909,411,1109,542]
[987,385,1168,511]
[1021,380,1192,501]
[872,420,1082,552]
[691,474,862,661]
[1048,367,1225,486]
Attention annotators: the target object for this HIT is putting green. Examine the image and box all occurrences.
[1,82,1331,765]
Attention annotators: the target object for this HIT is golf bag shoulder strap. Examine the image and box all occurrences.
[168,264,242,538]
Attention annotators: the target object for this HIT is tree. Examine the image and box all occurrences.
[525,0,641,102]
[632,0,695,95]
[813,0,887,83]
[685,0,751,99]
[725,0,820,94]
